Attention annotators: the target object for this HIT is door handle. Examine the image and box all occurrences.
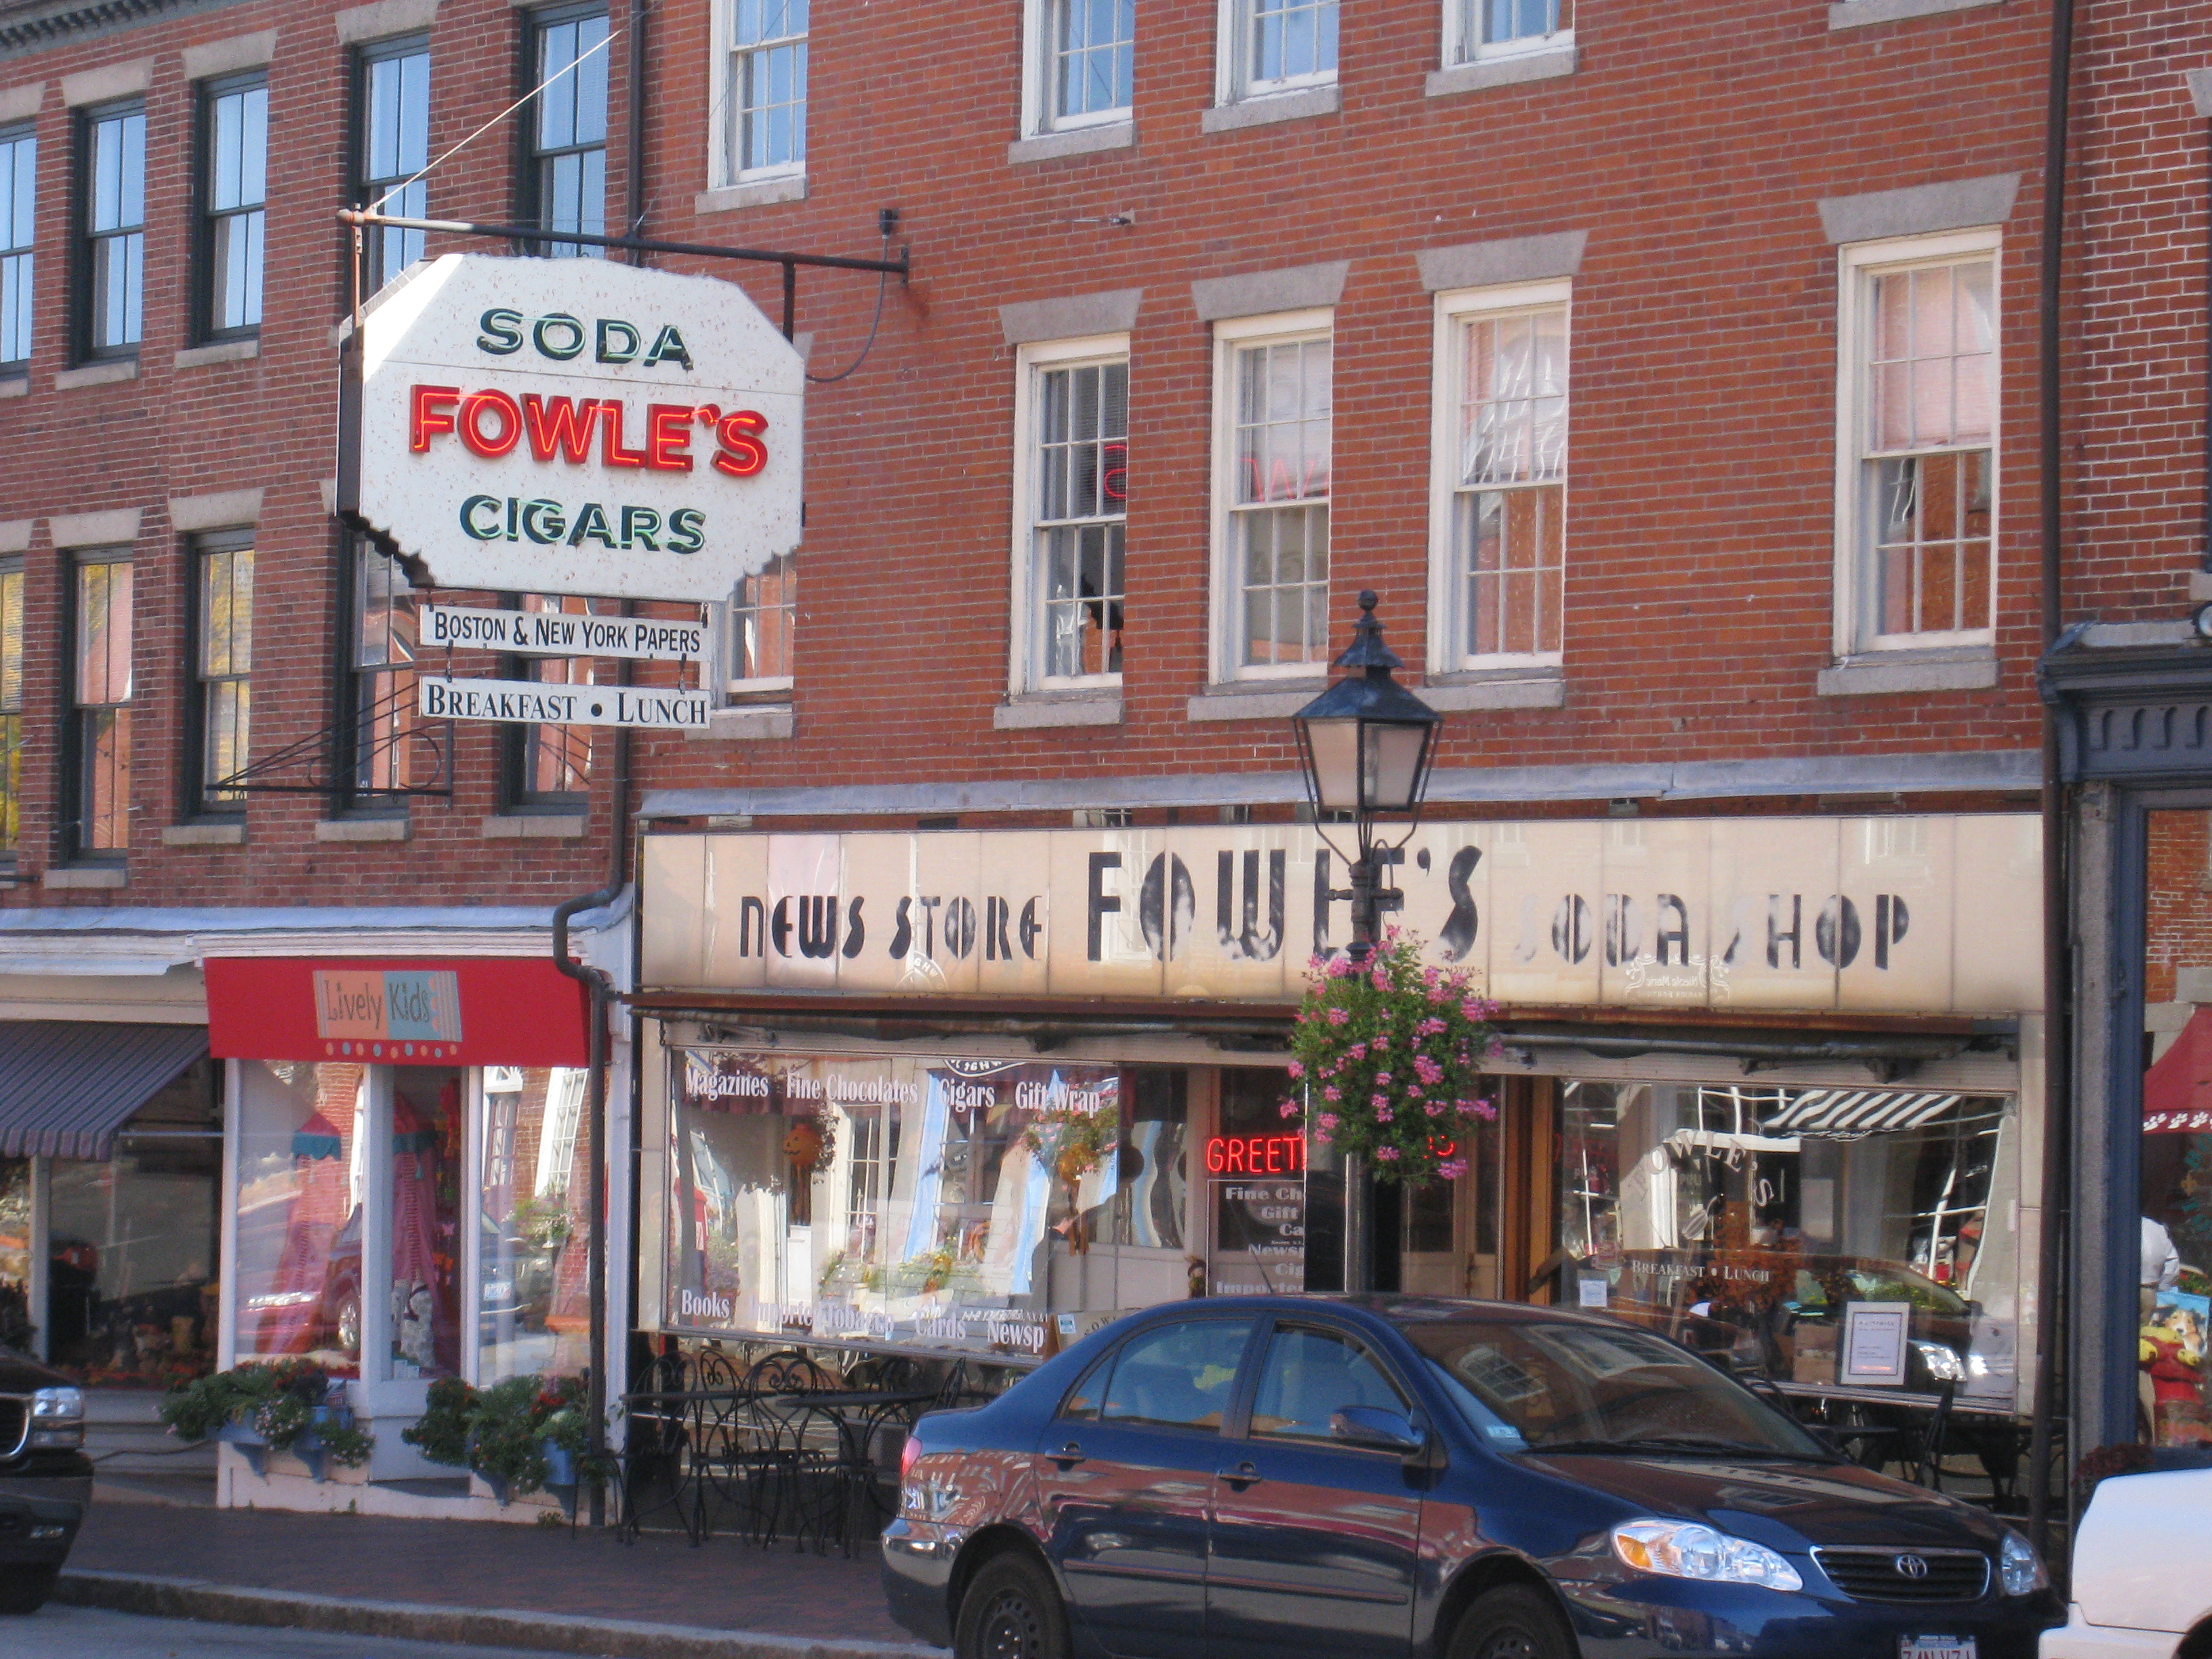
[1048,1441,1086,1468]
[1222,1462,1263,1488]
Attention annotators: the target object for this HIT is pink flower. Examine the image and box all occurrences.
[1322,1086,1342,1102]
[1375,1105,1395,1124]
[1317,1113,1339,1131]
[1437,1158,1469,1181]
[1279,1101,1300,1120]
[1414,1055,1443,1085]
[1316,1130,1334,1145]
[1486,1038,1507,1059]
[1374,1145,1401,1162]
[1370,1036,1389,1052]
[1374,1071,1393,1087]
[1371,967,1391,992]
[1406,1085,1424,1099]
[1425,1102,1446,1118]
[1474,1098,1498,1120]
[1416,1018,1446,1038]
[1460,1000,1487,1023]
[1286,1059,1305,1080]
[1346,1042,1367,1061]
[1326,1008,1350,1027]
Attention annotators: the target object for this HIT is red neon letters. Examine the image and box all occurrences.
[410,383,770,478]
[1204,1134,1307,1176]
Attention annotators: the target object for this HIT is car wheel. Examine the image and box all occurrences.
[0,1565,60,1615]
[956,1553,1069,1659]
[1448,1585,1578,1659]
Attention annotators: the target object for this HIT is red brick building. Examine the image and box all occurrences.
[0,0,2170,1516]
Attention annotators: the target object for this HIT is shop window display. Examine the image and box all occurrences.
[0,1158,28,1352]
[235,1063,367,1374]
[47,1060,221,1387]
[1555,1079,2019,1405]
[478,1066,592,1381]
[388,1067,462,1380]
[665,1049,1189,1355]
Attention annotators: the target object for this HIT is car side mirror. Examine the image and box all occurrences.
[1330,1406,1425,1456]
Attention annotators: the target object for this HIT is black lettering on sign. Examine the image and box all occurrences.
[1140,853,1195,962]
[1768,895,1801,970]
[842,897,867,958]
[913,896,943,959]
[1215,850,1285,961]
[771,897,794,957]
[1816,895,1860,968]
[1313,849,1337,955]
[984,896,1012,961]
[944,897,977,960]
[1875,893,1910,969]
[1603,895,1640,967]
[1552,895,1593,965]
[1088,853,1122,962]
[739,895,766,959]
[1439,846,1481,962]
[796,896,839,960]
[888,898,912,960]
[1019,898,1044,960]
[1654,894,1691,965]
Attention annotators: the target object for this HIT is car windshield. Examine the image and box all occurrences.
[1395,1317,1831,1459]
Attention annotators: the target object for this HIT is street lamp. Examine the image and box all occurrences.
[1291,590,1443,1292]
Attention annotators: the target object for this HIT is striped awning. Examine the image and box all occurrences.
[0,1022,209,1161]
[1761,1088,1967,1139]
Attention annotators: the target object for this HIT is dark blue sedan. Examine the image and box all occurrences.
[881,1296,2063,1659]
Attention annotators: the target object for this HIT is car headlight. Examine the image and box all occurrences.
[28,1387,83,1450]
[1612,1519,1805,1593]
[1912,1341,1967,1383]
[1999,1530,2047,1597]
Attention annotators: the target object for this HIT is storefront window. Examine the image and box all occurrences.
[478,1066,592,1381]
[389,1067,462,1380]
[235,1062,367,1376]
[1555,1079,2020,1404]
[665,1049,1189,1356]
[1210,1068,1305,1296]
[0,1158,28,1352]
[46,1062,222,1387]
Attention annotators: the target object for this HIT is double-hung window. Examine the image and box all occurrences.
[729,555,795,697]
[200,76,267,339]
[81,102,143,357]
[729,0,806,179]
[1430,285,1568,667]
[1214,314,1332,677]
[1223,0,1336,103]
[1445,0,1572,66]
[0,559,20,858]
[0,125,33,373]
[531,8,609,256]
[1836,232,1997,653]
[1027,0,1135,134]
[350,540,421,798]
[194,533,253,813]
[70,551,133,855]
[510,592,598,808]
[357,37,430,289]
[1016,342,1128,689]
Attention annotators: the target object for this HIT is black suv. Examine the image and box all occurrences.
[0,1347,91,1614]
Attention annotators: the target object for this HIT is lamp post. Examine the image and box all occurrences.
[1291,591,1443,1293]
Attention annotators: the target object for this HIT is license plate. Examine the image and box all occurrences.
[1902,1638,1975,1659]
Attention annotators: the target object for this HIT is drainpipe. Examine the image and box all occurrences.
[2028,0,2078,1572]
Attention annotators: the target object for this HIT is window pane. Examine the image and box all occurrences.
[1054,0,1135,121]
[76,560,131,705]
[353,544,420,792]
[1250,0,1336,85]
[0,566,19,852]
[363,49,430,283]
[201,546,253,804]
[1249,1326,1407,1442]
[390,1067,464,1380]
[1099,1318,1253,1429]
[734,0,808,172]
[234,1061,368,1376]
[731,554,795,682]
[479,1067,594,1382]
[522,592,595,797]
[0,131,29,367]
[81,707,130,848]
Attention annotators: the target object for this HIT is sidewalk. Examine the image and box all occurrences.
[60,1498,943,1659]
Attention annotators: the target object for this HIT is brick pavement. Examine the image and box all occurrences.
[68,1500,922,1646]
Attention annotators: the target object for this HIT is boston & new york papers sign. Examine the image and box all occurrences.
[420,604,706,661]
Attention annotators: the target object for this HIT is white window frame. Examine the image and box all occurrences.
[1441,0,1573,66]
[1831,227,2001,658]
[1022,0,1136,138]
[1425,279,1570,674]
[726,558,796,698]
[1215,0,1339,106]
[711,0,807,189]
[1209,307,1334,684]
[1010,332,1130,694]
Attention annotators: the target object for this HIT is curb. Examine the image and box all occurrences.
[56,1569,947,1659]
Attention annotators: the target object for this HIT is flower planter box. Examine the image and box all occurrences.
[216,1406,353,1483]
[476,1441,579,1517]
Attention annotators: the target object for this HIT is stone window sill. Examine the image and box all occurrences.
[1425,46,1576,98]
[176,338,259,369]
[0,376,25,401]
[994,691,1122,730]
[1187,678,1326,722]
[54,359,137,391]
[689,704,795,741]
[316,817,410,842]
[1008,122,1136,165]
[1816,648,1998,697]
[1828,0,2000,28]
[481,815,588,839]
[1421,666,1566,710]
[694,174,806,214]
[163,822,245,846]
[1201,84,1340,134]
[43,865,125,888]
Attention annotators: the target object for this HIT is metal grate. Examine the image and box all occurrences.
[1813,1547,1990,1603]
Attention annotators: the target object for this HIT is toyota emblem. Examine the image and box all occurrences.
[1895,1554,1930,1579]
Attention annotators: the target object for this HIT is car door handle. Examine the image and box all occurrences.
[1222,1462,1263,1488]
[1048,1442,1086,1468]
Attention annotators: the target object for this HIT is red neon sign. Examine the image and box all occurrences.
[1205,1134,1307,1176]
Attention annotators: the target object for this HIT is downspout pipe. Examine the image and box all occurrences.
[2029,0,2078,1572]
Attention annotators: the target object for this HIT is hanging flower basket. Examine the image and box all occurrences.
[162,1359,373,1481]
[1284,929,1503,1185]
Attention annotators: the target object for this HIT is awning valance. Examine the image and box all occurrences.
[0,1021,209,1160]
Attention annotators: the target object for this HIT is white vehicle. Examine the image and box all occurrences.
[2042,1467,2212,1658]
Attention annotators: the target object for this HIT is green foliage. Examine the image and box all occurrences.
[401,1372,598,1496]
[159,1359,373,1468]
[1285,930,1503,1185]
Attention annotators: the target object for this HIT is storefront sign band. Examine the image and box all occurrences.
[420,605,705,661]
[417,676,710,729]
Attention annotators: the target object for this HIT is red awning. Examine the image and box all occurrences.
[2145,1006,2212,1133]
[205,956,589,1067]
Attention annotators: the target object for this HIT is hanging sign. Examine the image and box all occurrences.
[420,604,707,661]
[341,253,802,602]
[418,675,710,729]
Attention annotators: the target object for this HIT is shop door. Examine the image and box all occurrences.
[1207,1320,1422,1659]
[1036,1315,1254,1659]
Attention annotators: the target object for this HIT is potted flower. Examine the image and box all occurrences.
[403,1372,598,1513]
[1019,1098,1118,1252]
[1283,929,1503,1185]
[160,1358,372,1481]
[783,1108,835,1225]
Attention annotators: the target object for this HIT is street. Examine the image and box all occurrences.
[0,1605,577,1659]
